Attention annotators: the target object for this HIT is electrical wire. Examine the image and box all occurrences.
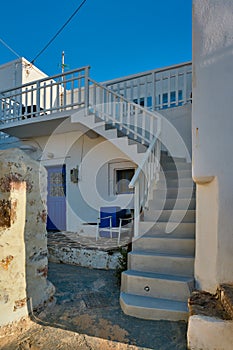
[0,37,21,58]
[31,0,88,64]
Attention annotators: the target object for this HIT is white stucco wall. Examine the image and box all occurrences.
[0,59,23,92]
[160,104,192,160]
[0,57,47,92]
[25,131,135,234]
[193,0,233,292]
[159,102,192,158]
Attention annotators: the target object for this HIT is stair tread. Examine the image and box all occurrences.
[154,188,195,193]
[121,292,188,312]
[140,221,195,225]
[151,197,195,201]
[123,269,194,282]
[147,209,195,213]
[130,250,194,259]
[138,234,195,240]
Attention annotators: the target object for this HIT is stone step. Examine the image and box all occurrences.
[128,251,194,276]
[120,292,188,321]
[128,139,148,153]
[133,235,195,255]
[144,209,196,223]
[148,198,196,210]
[160,156,187,163]
[121,270,194,301]
[162,162,192,171]
[156,178,194,188]
[73,111,144,164]
[139,221,195,237]
[153,187,195,199]
[161,169,192,179]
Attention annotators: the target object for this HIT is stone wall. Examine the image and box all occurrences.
[0,148,54,327]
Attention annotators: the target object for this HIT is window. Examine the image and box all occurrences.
[158,90,183,109]
[115,168,135,194]
[133,96,152,109]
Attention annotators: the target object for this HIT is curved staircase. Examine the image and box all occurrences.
[71,80,195,321]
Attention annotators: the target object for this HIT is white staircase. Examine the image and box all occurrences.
[120,153,195,321]
[72,78,195,321]
[72,82,195,321]
[71,112,147,165]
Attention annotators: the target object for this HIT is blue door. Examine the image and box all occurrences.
[46,165,66,231]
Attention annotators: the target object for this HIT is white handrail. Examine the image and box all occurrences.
[88,78,161,145]
[88,78,162,238]
[129,130,161,237]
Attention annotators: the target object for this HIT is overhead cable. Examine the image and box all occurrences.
[31,0,88,64]
[0,37,21,58]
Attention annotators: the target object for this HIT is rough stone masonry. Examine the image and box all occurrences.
[0,148,55,327]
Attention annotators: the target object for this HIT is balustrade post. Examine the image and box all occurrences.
[134,181,140,238]
[84,67,90,113]
[36,81,40,116]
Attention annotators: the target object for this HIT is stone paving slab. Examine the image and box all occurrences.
[37,263,187,349]
[0,263,188,349]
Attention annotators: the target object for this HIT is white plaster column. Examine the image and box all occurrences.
[193,0,233,292]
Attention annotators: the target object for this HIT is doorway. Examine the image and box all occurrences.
[46,165,66,231]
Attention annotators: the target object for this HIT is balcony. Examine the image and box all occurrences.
[0,62,192,139]
[0,66,90,138]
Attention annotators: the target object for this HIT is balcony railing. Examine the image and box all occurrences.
[0,62,192,130]
[104,62,192,111]
[0,66,90,124]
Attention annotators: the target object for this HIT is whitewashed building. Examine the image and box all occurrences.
[0,57,194,321]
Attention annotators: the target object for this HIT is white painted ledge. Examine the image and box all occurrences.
[192,175,215,185]
[187,315,233,350]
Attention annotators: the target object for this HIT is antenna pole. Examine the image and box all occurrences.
[61,51,65,106]
[62,51,65,75]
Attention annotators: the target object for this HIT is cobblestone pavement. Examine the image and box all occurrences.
[36,262,188,350]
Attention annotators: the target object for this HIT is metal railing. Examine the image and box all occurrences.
[0,66,90,124]
[104,62,192,111]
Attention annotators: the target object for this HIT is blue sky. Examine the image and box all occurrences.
[0,0,192,82]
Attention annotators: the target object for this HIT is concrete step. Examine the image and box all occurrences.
[128,251,194,276]
[121,270,194,301]
[128,139,148,153]
[144,209,195,223]
[139,221,195,237]
[120,292,188,321]
[72,111,144,164]
[161,169,192,179]
[161,156,186,164]
[153,187,195,199]
[133,235,195,255]
[148,198,196,210]
[157,178,194,188]
[162,162,192,171]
